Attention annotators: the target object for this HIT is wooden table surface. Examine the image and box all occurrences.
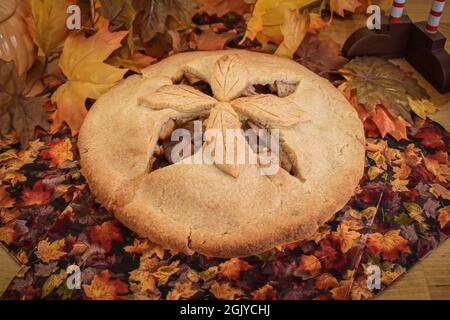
[0,0,449,299]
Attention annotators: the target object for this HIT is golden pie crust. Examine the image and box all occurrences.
[78,50,365,258]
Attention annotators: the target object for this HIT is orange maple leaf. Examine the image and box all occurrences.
[19,181,52,206]
[88,220,123,251]
[210,281,244,300]
[251,284,276,300]
[219,258,251,281]
[0,185,15,208]
[40,138,74,167]
[367,230,411,261]
[330,0,362,17]
[369,106,410,141]
[197,0,251,17]
[189,29,237,51]
[124,239,151,254]
[83,270,128,300]
[51,26,128,135]
[330,280,353,300]
[315,273,339,290]
[297,254,321,275]
[331,223,362,253]
[36,238,67,263]
[0,223,16,245]
[438,206,450,229]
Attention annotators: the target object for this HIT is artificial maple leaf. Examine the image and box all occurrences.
[41,270,67,298]
[295,33,347,75]
[152,261,180,286]
[167,281,198,300]
[331,224,361,253]
[19,181,52,206]
[438,206,450,229]
[124,239,151,254]
[242,0,316,49]
[274,8,309,58]
[218,258,251,281]
[51,26,128,135]
[197,0,251,17]
[210,281,244,300]
[0,60,49,148]
[330,0,361,17]
[297,254,321,275]
[0,185,15,209]
[87,220,123,252]
[430,184,450,200]
[251,284,276,300]
[36,238,67,263]
[367,230,411,261]
[0,223,16,245]
[83,270,128,300]
[330,280,352,300]
[29,0,71,55]
[133,0,197,43]
[315,273,339,290]
[40,138,74,167]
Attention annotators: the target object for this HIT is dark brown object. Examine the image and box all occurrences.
[342,15,450,93]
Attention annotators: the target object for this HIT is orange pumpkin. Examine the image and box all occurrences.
[0,0,37,75]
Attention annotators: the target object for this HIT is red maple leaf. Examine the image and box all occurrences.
[19,181,52,206]
[87,220,123,252]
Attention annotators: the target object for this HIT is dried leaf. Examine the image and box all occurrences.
[367,230,411,261]
[330,0,361,17]
[242,0,316,48]
[42,270,67,298]
[189,29,236,51]
[274,8,309,58]
[29,0,71,55]
[408,97,438,120]
[197,0,251,17]
[438,206,450,229]
[295,33,347,75]
[51,26,128,134]
[139,85,217,113]
[232,95,308,127]
[134,0,197,43]
[210,54,249,102]
[0,60,49,148]
[210,281,243,300]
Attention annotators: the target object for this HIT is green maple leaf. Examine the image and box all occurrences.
[343,57,428,123]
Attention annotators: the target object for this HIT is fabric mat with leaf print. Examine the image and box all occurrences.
[1,118,448,300]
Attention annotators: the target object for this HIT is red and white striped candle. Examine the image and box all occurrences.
[426,0,447,33]
[390,0,407,23]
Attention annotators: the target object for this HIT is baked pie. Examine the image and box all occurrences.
[78,50,365,257]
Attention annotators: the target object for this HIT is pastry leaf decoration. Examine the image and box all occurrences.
[138,85,217,113]
[232,95,309,128]
[205,103,242,178]
[210,54,249,102]
[139,54,309,178]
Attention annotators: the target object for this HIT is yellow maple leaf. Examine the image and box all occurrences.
[42,270,67,298]
[331,224,361,253]
[29,0,71,55]
[167,281,198,300]
[274,8,309,58]
[243,0,316,49]
[51,26,128,134]
[83,270,128,300]
[367,230,410,261]
[36,238,66,263]
[330,0,361,17]
[152,261,180,286]
[210,281,244,300]
[408,97,438,120]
